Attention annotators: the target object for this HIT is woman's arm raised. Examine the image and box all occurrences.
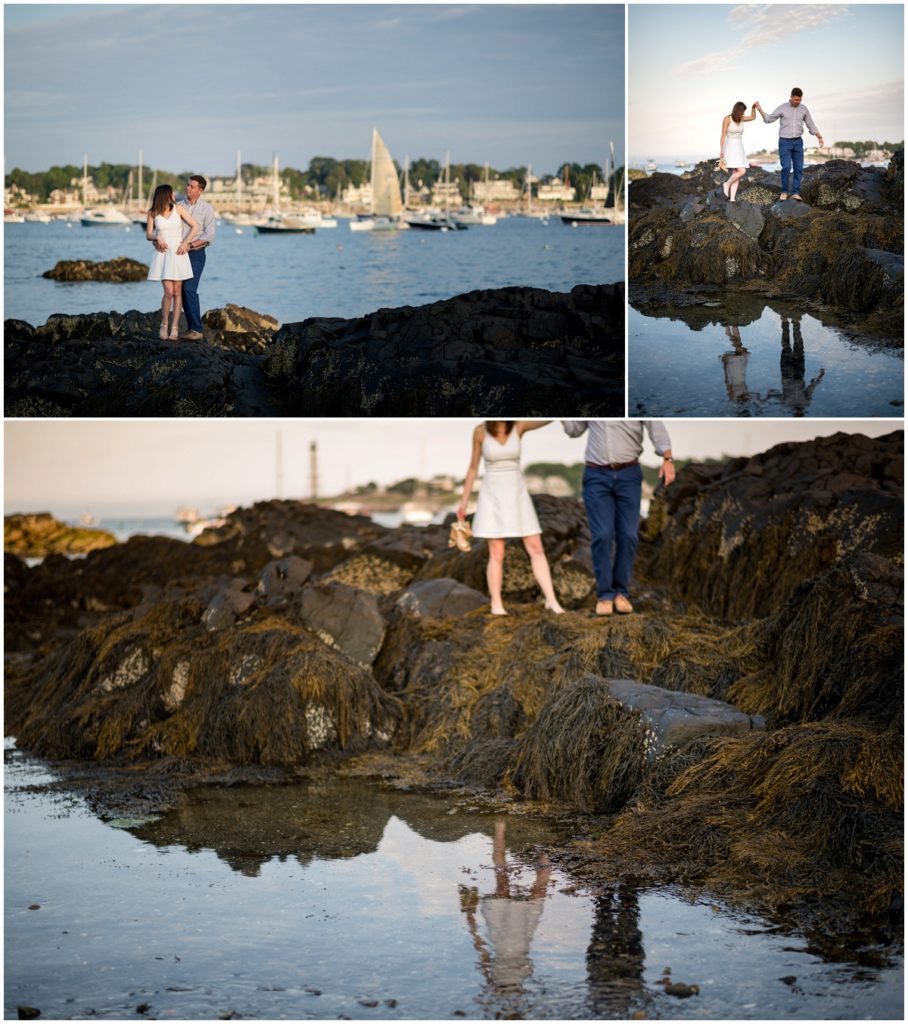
[516,419,552,436]
[176,207,201,255]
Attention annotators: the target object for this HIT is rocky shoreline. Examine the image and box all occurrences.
[3,284,624,417]
[5,429,902,935]
[629,154,904,343]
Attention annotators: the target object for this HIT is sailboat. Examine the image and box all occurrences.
[406,152,464,230]
[349,129,409,232]
[560,142,624,226]
[254,154,315,234]
[130,150,150,224]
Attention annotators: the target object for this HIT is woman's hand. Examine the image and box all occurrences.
[456,501,467,521]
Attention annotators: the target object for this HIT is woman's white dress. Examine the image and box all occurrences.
[723,118,747,169]
[147,207,193,281]
[471,430,541,538]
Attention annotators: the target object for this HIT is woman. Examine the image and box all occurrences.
[720,101,757,202]
[146,184,200,340]
[457,421,564,616]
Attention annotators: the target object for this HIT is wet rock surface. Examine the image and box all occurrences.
[4,430,903,927]
[629,156,904,343]
[4,285,625,417]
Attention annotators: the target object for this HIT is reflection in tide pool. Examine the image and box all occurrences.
[629,301,903,417]
[5,744,903,1020]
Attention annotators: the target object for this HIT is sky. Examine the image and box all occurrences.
[629,3,904,163]
[5,418,900,517]
[3,2,625,177]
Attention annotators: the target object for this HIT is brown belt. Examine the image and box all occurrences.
[585,460,639,471]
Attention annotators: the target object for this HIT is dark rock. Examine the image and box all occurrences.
[768,199,813,220]
[202,580,256,631]
[265,284,625,416]
[256,556,313,607]
[397,578,488,618]
[724,200,765,240]
[6,286,624,417]
[679,198,705,223]
[299,581,387,666]
[43,257,148,282]
[17,1007,41,1020]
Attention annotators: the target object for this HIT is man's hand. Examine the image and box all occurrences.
[154,238,168,252]
[817,135,825,147]
[659,459,676,488]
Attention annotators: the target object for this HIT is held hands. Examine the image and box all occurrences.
[154,238,169,252]
[176,242,190,255]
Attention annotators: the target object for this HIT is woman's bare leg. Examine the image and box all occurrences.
[170,282,183,338]
[487,538,507,615]
[729,168,746,202]
[523,534,564,613]
[159,283,172,337]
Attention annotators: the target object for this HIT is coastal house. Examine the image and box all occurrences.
[471,178,519,202]
[537,178,576,202]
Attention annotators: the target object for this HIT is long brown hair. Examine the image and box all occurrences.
[731,101,747,124]
[149,184,175,217]
[485,420,515,436]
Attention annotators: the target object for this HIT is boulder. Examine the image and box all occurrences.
[201,304,280,354]
[603,677,765,761]
[42,257,149,282]
[724,200,765,240]
[256,556,313,607]
[4,513,117,557]
[299,581,387,667]
[201,580,256,631]
[397,578,488,618]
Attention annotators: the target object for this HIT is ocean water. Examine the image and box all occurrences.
[5,743,903,1021]
[628,302,904,418]
[4,217,623,328]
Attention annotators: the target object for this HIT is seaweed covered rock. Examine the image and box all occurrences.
[265,284,626,416]
[42,257,149,282]
[299,581,387,667]
[638,429,903,619]
[5,512,117,557]
[201,303,279,354]
[629,157,904,342]
[7,596,402,767]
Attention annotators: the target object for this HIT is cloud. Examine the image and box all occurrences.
[429,5,481,21]
[673,4,849,76]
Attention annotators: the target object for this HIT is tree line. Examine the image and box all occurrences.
[7,157,625,204]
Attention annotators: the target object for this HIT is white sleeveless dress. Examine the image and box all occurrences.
[147,208,193,281]
[723,118,747,169]
[471,430,542,538]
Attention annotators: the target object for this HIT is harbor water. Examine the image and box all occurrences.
[628,301,903,418]
[5,742,903,1021]
[4,217,622,329]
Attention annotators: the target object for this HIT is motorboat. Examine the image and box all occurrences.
[404,211,463,231]
[560,208,613,226]
[80,207,133,227]
[4,209,25,223]
[254,212,315,234]
[450,204,496,226]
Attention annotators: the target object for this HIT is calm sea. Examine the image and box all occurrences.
[4,216,623,328]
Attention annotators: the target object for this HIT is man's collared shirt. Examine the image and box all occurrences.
[762,102,819,139]
[561,420,672,464]
[179,195,216,245]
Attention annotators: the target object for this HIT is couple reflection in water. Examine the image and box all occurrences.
[721,313,825,414]
[460,819,644,1017]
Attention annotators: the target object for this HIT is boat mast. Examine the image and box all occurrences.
[403,155,410,208]
[236,150,242,210]
[272,153,280,211]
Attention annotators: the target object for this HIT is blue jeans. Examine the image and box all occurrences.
[582,464,643,600]
[183,247,206,331]
[778,137,804,195]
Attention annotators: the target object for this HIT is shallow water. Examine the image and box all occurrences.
[628,300,903,418]
[5,742,903,1020]
[4,217,622,328]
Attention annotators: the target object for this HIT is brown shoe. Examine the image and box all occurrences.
[181,330,204,341]
[595,599,614,617]
[779,192,789,201]
[791,193,802,201]
[614,595,634,614]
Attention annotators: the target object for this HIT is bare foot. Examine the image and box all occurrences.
[544,602,565,615]
[596,599,614,617]
[490,606,508,616]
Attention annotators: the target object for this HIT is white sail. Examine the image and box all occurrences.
[371,128,402,217]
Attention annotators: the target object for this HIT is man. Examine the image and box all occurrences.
[757,88,825,202]
[562,420,674,616]
[152,174,216,341]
